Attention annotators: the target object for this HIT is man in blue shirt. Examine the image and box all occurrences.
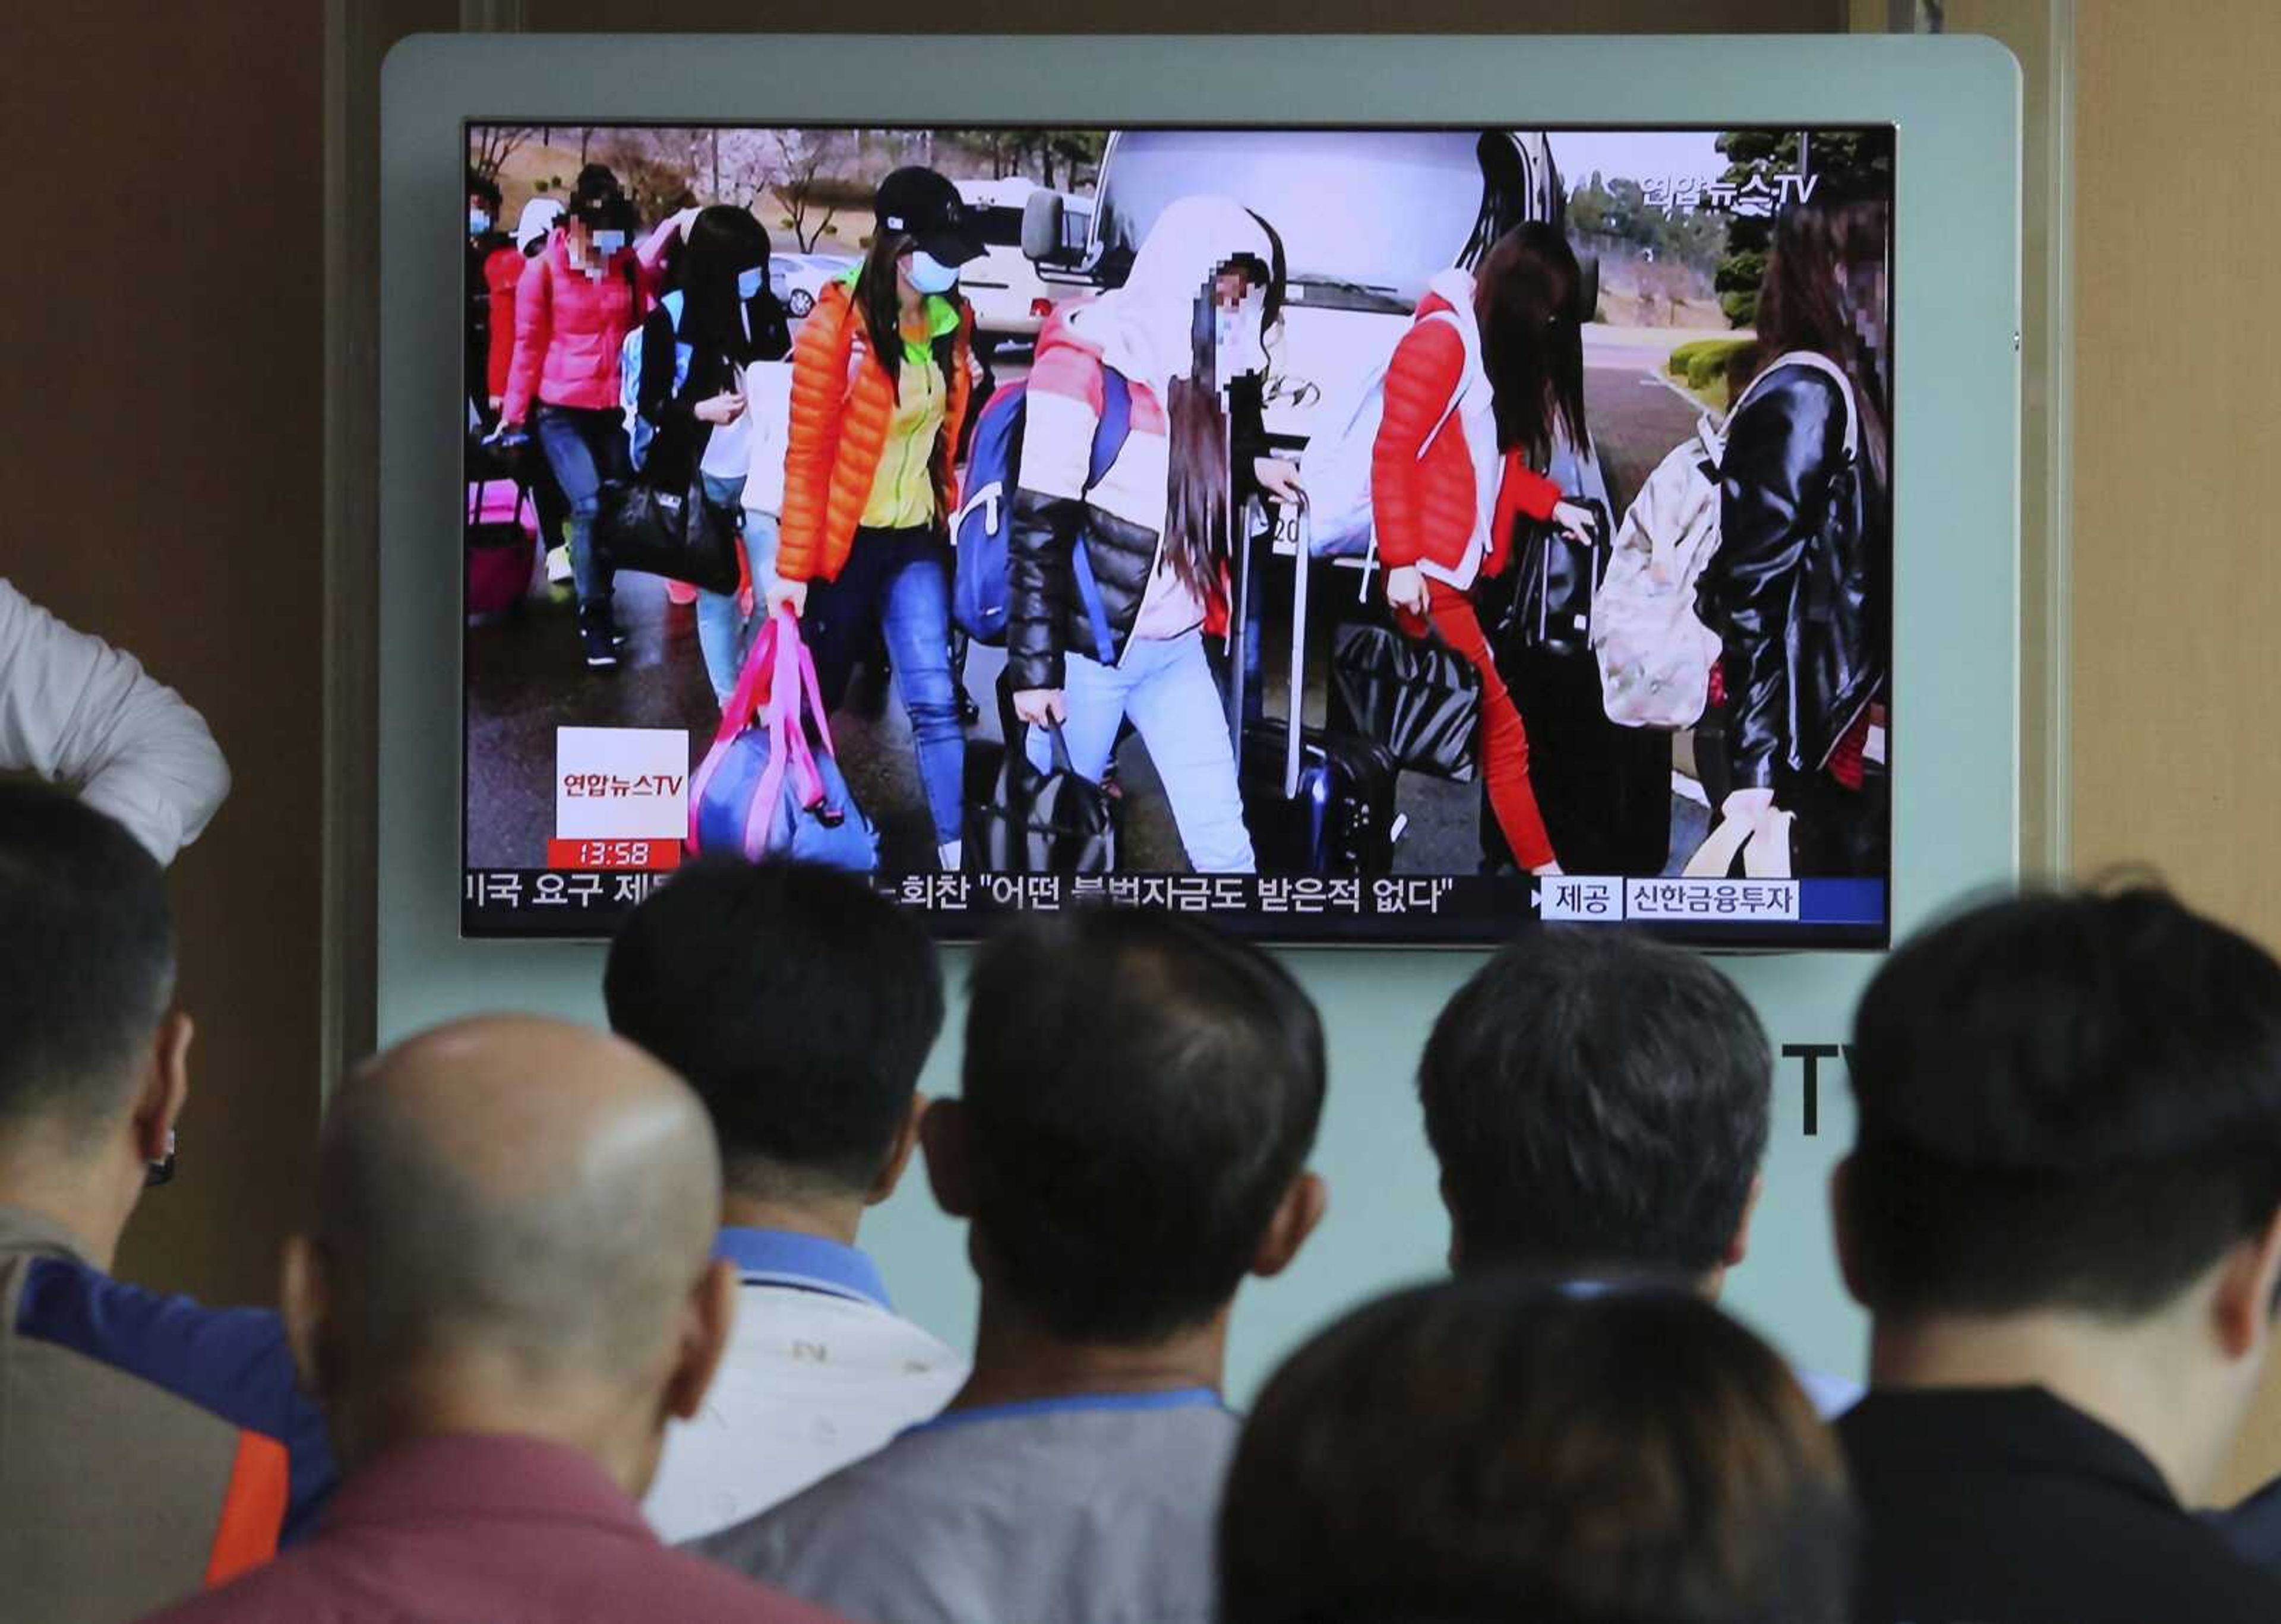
[696,908,1330,1624]
[604,856,968,1540]
[1416,928,1859,1415]
[0,783,330,1623]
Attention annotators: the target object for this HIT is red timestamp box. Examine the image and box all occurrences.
[545,839,684,873]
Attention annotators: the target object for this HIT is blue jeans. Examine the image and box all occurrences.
[694,473,777,702]
[805,526,965,848]
[1028,628,1255,873]
[533,404,630,606]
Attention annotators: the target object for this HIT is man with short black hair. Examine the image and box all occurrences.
[697,908,1330,1624]
[605,857,966,1539]
[0,782,328,1623]
[1416,929,1855,1413]
[1834,887,2281,1623]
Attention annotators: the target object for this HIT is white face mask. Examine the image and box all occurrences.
[591,229,627,255]
[906,251,961,295]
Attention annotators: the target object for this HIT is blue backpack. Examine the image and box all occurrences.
[620,290,691,472]
[952,368,1130,660]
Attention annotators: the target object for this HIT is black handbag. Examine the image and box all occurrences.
[1506,496,1609,659]
[966,721,1118,875]
[594,475,740,593]
[1329,621,1480,782]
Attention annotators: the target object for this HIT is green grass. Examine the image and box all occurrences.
[1666,336,1754,412]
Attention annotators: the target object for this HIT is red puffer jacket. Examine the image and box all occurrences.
[501,234,665,425]
[1370,286,1562,587]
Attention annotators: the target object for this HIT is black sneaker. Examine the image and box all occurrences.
[579,607,620,670]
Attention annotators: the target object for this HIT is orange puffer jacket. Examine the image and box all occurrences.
[777,280,974,584]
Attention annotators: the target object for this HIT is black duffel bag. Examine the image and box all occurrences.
[594,475,740,593]
[966,720,1118,875]
[1329,621,1480,782]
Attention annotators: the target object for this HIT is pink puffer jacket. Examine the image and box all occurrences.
[501,233,664,424]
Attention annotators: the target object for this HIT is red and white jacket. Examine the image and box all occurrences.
[1370,269,1562,593]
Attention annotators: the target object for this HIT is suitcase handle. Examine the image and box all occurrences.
[1285,497,1309,801]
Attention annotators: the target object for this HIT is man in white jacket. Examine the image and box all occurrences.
[0,579,231,866]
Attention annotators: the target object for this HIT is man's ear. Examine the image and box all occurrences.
[2212,1206,2281,1364]
[868,1092,927,1208]
[664,1259,739,1422]
[1438,1172,1463,1274]
[280,1235,331,1401]
[1829,1156,1869,1308]
[1726,1173,1765,1269]
[1251,1172,1329,1281]
[132,1011,194,1167]
[918,1097,974,1219]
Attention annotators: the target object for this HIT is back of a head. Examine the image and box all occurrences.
[604,857,944,1204]
[313,1016,722,1402]
[1219,1280,1854,1624]
[0,782,175,1144]
[1844,886,2281,1320]
[1419,931,1771,1278]
[961,908,1325,1343]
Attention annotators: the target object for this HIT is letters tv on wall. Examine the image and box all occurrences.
[460,120,1894,946]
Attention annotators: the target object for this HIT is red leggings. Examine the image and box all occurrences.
[1404,580,1557,871]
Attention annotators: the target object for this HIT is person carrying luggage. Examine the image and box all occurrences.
[1372,223,1600,877]
[500,163,690,669]
[765,167,983,872]
[630,206,793,705]
[1002,196,1284,876]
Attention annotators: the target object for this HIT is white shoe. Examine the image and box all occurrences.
[545,545,573,584]
[938,841,963,871]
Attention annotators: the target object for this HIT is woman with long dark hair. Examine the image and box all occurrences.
[769,167,983,871]
[1372,222,1600,876]
[1003,196,1284,874]
[1700,198,1891,876]
[631,204,792,704]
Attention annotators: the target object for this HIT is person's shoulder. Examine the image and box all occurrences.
[644,1540,851,1622]
[695,1428,937,1571]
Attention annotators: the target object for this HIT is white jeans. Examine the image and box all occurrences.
[1028,628,1255,874]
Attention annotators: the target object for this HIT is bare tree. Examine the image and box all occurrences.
[774,129,846,252]
[470,124,538,184]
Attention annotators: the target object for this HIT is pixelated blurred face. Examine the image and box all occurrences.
[1208,257,1271,384]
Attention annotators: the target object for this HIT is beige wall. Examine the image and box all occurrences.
[2067,0,2281,1501]
[0,2,327,1305]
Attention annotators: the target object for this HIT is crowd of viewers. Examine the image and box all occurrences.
[7,773,2281,1620]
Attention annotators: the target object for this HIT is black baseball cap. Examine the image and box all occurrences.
[874,167,986,267]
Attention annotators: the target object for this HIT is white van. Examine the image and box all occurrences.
[955,176,1087,352]
[1022,128,1605,507]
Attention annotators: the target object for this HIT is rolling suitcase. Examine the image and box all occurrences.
[1233,501,1400,876]
[466,475,539,622]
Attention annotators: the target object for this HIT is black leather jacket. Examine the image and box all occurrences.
[1707,364,1884,793]
[1005,374,1265,694]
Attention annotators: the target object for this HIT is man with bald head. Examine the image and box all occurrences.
[145,1015,842,1624]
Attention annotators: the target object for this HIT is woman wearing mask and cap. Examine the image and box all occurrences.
[769,166,982,871]
[1002,195,1286,875]
[501,163,693,669]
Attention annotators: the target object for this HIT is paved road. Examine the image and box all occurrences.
[465,339,1707,874]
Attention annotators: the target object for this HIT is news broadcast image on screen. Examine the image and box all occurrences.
[460,122,1893,946]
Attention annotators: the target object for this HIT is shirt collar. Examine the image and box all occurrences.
[906,1387,1225,1435]
[322,1434,655,1542]
[0,1203,94,1264]
[714,1226,891,1311]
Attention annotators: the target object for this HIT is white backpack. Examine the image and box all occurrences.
[1299,307,1480,561]
[1591,350,1857,730]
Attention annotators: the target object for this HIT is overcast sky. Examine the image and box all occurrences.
[1546,131,1733,192]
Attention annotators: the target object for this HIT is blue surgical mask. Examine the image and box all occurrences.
[592,229,627,255]
[737,266,766,302]
[469,208,491,236]
[906,251,960,295]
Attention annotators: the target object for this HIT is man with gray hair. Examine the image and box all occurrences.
[144,1015,842,1624]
